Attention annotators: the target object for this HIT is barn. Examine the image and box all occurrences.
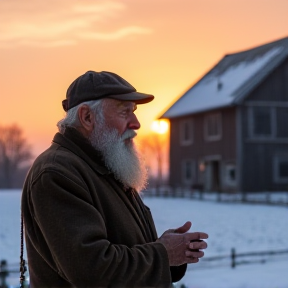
[161,36,288,193]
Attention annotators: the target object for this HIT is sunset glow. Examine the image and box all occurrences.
[151,120,169,134]
[0,0,287,157]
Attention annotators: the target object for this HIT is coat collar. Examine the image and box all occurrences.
[52,127,109,175]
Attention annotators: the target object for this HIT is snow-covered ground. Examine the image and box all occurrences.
[0,190,288,288]
[144,196,288,288]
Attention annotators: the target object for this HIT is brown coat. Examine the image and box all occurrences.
[22,128,186,288]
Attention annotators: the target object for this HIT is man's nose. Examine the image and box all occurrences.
[128,113,141,130]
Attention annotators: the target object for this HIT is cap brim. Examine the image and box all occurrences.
[108,92,154,104]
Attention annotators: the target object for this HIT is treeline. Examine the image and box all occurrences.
[0,124,32,189]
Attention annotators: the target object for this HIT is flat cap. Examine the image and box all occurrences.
[62,70,154,111]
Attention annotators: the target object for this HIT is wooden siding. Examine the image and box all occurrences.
[169,107,237,190]
[241,57,288,192]
[248,57,288,102]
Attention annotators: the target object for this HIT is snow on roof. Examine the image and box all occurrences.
[162,46,283,119]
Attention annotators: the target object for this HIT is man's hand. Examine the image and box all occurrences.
[156,221,208,266]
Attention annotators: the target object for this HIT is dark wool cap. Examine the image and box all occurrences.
[62,70,154,111]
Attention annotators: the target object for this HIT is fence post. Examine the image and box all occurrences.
[199,189,203,200]
[266,191,271,204]
[231,248,236,268]
[0,259,9,288]
[217,191,221,202]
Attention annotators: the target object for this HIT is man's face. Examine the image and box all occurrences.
[100,99,140,142]
[89,99,147,191]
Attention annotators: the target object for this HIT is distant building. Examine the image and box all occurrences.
[161,36,288,193]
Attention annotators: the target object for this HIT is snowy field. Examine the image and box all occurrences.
[0,190,288,288]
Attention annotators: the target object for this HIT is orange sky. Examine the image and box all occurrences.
[0,0,287,157]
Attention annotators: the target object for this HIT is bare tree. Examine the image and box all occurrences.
[137,131,169,191]
[0,124,32,188]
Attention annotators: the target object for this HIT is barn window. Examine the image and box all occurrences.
[249,106,288,139]
[180,120,193,145]
[250,106,274,137]
[204,113,222,141]
[273,155,288,184]
[276,107,288,138]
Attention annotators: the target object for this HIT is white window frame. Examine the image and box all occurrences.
[224,163,237,187]
[180,119,193,146]
[248,106,276,139]
[204,113,222,141]
[273,155,288,184]
[182,159,196,185]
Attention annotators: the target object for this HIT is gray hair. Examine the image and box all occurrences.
[57,99,104,134]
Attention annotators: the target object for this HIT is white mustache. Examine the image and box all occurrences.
[121,130,137,141]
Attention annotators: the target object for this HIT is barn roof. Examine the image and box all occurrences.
[161,36,288,119]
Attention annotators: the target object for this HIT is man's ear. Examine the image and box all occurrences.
[77,105,94,135]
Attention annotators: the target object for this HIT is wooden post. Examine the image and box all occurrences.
[0,259,9,288]
[231,248,236,268]
[199,188,203,200]
[266,191,271,204]
[217,191,221,202]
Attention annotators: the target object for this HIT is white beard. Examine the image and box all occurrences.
[89,124,147,192]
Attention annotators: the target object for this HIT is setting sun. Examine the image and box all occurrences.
[151,120,169,134]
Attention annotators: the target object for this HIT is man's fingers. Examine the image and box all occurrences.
[185,232,209,242]
[185,250,205,258]
[189,240,208,250]
[186,257,199,264]
[174,221,192,234]
[158,225,209,266]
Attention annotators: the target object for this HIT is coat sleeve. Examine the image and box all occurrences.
[170,265,187,283]
[143,202,187,283]
[28,170,172,287]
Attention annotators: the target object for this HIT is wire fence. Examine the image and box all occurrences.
[0,259,28,288]
[1,248,288,287]
[143,187,288,206]
[190,248,288,271]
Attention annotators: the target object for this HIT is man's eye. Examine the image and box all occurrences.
[120,109,129,116]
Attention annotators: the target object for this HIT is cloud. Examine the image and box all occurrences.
[79,26,152,41]
[0,0,153,48]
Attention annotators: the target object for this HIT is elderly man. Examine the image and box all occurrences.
[21,71,208,288]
